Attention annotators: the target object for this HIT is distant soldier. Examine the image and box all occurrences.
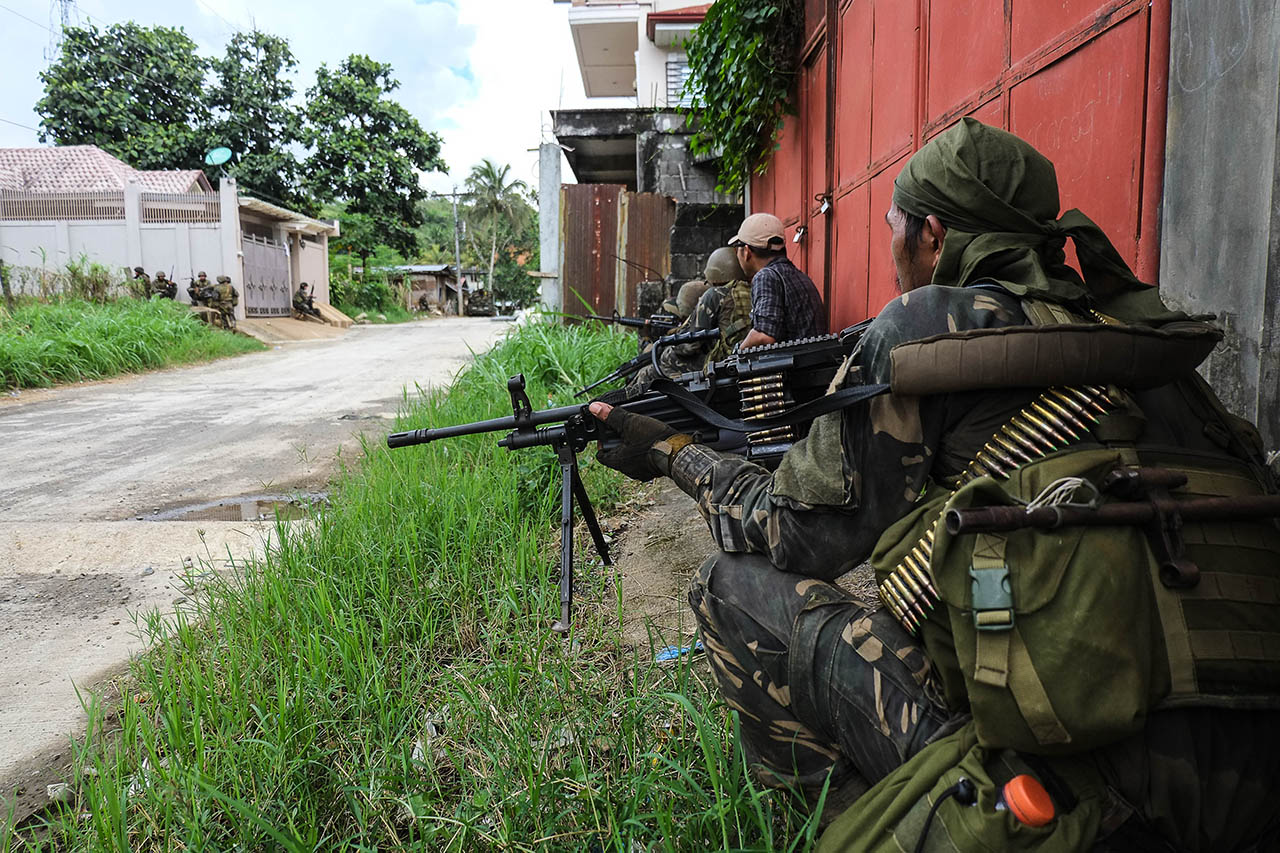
[689,246,754,364]
[187,271,214,306]
[213,275,239,329]
[150,271,176,300]
[133,266,151,296]
[627,269,736,391]
[293,282,322,319]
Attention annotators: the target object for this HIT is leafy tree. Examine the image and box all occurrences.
[37,23,210,170]
[683,0,803,193]
[208,31,307,209]
[303,55,446,264]
[414,197,462,264]
[463,160,531,300]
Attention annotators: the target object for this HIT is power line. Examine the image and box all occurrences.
[0,116,42,133]
[192,0,242,37]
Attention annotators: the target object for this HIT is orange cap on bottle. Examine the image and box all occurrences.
[1003,774,1055,827]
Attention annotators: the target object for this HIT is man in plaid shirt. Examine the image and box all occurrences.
[730,213,828,348]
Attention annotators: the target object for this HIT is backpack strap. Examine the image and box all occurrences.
[968,532,1072,747]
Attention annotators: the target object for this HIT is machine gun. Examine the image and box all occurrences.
[584,309,680,338]
[576,327,722,397]
[386,321,881,633]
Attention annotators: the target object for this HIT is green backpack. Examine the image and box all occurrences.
[874,439,1280,756]
[816,722,1107,853]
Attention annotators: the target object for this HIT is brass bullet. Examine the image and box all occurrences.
[1032,401,1080,439]
[1009,417,1057,453]
[1000,425,1041,458]
[975,450,1009,478]
[983,441,1020,469]
[1020,412,1067,447]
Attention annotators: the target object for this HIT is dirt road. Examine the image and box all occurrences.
[0,317,506,823]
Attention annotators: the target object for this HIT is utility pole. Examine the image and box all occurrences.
[433,188,469,318]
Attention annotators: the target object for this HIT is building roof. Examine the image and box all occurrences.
[238,196,339,236]
[0,145,212,193]
[646,3,711,42]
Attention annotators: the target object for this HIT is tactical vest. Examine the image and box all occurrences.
[870,301,1280,755]
[705,280,753,364]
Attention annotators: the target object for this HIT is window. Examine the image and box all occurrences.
[666,57,692,107]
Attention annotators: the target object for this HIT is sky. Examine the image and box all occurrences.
[0,0,634,196]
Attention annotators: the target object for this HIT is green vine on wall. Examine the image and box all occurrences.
[683,0,805,195]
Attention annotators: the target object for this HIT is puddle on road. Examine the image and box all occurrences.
[143,493,327,522]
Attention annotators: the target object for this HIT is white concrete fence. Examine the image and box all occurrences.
[1,179,249,319]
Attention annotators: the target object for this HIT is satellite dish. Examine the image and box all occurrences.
[204,147,233,166]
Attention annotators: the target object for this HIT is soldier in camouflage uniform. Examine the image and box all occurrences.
[212,275,238,329]
[687,246,754,365]
[293,282,323,319]
[590,120,1280,850]
[188,272,214,306]
[133,266,151,296]
[627,279,714,391]
[150,271,176,300]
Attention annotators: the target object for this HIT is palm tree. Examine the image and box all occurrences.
[464,160,530,298]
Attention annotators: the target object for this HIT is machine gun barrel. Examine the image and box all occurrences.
[585,311,677,332]
[387,402,586,448]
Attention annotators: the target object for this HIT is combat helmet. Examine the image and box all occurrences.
[703,247,746,284]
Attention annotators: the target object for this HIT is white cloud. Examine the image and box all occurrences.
[0,0,617,194]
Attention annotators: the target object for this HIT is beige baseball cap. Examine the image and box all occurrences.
[728,213,785,249]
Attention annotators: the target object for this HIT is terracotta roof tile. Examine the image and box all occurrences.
[0,145,210,193]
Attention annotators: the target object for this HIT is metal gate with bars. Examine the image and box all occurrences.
[241,234,291,317]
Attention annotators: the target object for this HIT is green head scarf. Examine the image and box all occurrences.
[892,118,1181,324]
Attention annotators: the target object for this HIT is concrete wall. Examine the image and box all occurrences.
[0,217,227,303]
[1160,0,1280,450]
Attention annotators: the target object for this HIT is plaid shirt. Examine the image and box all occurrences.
[750,256,828,341]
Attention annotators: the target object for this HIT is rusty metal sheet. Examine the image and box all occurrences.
[621,191,675,314]
[560,183,622,318]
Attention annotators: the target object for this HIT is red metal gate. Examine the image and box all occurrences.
[754,0,1171,331]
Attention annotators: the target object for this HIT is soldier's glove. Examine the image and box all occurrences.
[593,403,694,482]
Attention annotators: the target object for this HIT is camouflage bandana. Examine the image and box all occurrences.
[892,118,1184,325]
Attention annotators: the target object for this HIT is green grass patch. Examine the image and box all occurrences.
[14,321,822,851]
[0,298,265,390]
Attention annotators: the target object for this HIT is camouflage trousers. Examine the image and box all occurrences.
[687,552,956,803]
[689,553,1280,851]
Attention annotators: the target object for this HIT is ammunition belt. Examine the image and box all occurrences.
[878,385,1120,633]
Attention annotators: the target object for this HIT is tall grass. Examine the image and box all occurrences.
[0,299,264,390]
[12,321,821,851]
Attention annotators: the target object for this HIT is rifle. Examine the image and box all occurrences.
[387,321,881,633]
[584,310,680,336]
[576,327,722,397]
